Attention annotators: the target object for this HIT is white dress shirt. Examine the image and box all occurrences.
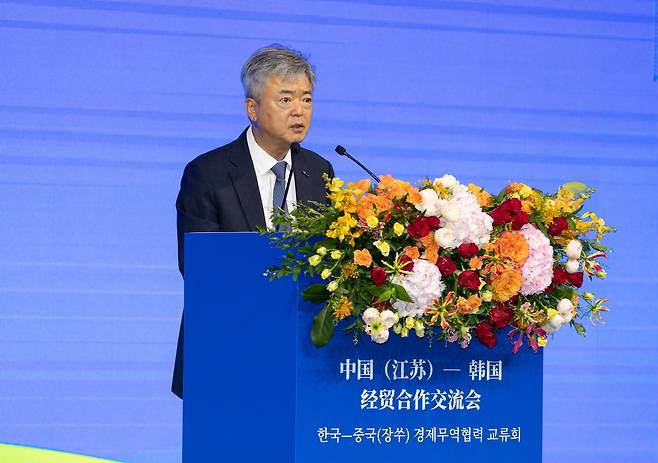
[246,126,297,229]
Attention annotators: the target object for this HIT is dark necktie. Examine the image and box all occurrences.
[271,161,289,229]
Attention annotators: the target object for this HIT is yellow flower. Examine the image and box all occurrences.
[331,250,342,260]
[481,290,493,302]
[333,296,353,320]
[374,240,390,257]
[467,184,492,207]
[393,222,405,236]
[547,308,559,318]
[321,269,332,279]
[366,215,379,228]
[327,177,344,192]
[316,247,327,256]
[583,292,594,301]
[405,317,415,329]
[538,336,548,347]
[308,255,321,266]
[327,281,338,292]
[519,185,532,199]
[341,263,358,279]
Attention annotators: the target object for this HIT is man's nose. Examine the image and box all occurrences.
[291,98,303,115]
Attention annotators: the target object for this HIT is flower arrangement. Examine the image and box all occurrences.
[267,174,614,352]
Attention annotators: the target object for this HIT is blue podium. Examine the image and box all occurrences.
[183,233,542,462]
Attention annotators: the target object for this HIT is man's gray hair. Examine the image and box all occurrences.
[241,44,316,100]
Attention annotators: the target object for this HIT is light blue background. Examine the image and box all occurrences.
[1,1,657,462]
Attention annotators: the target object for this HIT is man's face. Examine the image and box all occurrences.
[247,73,313,157]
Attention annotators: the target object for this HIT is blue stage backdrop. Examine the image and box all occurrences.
[1,1,657,462]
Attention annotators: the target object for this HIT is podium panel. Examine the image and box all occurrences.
[184,233,542,462]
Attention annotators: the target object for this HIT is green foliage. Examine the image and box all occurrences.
[311,306,335,347]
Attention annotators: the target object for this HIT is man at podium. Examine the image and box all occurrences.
[171,44,335,399]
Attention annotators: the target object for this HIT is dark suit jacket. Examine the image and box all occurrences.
[172,128,334,399]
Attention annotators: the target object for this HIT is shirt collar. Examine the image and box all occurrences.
[247,126,292,176]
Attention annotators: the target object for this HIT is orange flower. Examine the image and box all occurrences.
[456,295,483,314]
[494,231,529,267]
[467,184,491,207]
[348,179,371,197]
[353,249,373,267]
[469,256,483,270]
[403,246,420,259]
[419,234,439,264]
[377,175,421,205]
[406,188,422,205]
[356,193,394,222]
[491,267,523,302]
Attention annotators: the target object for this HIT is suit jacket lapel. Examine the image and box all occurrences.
[228,128,267,230]
[293,150,315,206]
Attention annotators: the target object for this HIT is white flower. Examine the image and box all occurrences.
[557,298,573,315]
[565,259,579,274]
[548,314,565,329]
[392,259,445,317]
[434,174,458,189]
[566,240,582,259]
[362,307,380,325]
[370,327,390,344]
[434,228,454,248]
[440,202,461,221]
[416,188,440,216]
[380,310,399,328]
[362,308,397,344]
[562,312,573,324]
[430,177,493,249]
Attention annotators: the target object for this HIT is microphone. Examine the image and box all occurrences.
[335,145,379,184]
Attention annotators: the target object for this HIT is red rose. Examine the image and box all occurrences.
[568,271,584,288]
[548,217,568,236]
[458,270,480,291]
[511,211,529,231]
[436,256,457,276]
[370,267,387,287]
[489,207,511,226]
[474,322,497,348]
[408,219,430,238]
[505,198,522,212]
[490,303,514,329]
[458,243,479,259]
[425,216,441,230]
[552,267,569,285]
[398,255,414,272]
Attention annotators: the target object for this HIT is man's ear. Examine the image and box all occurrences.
[245,98,257,123]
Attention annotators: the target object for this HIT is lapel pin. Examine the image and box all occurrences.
[302,170,310,177]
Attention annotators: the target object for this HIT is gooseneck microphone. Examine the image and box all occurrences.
[334,145,379,184]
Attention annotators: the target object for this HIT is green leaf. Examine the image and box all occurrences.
[535,220,548,236]
[392,284,413,303]
[591,242,610,252]
[302,283,330,304]
[375,288,394,303]
[572,321,586,337]
[311,306,335,347]
[562,181,588,194]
